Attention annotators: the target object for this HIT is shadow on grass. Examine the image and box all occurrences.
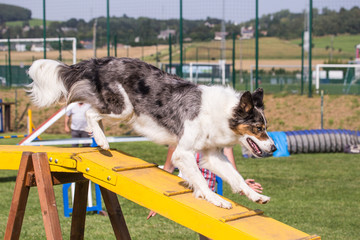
[0,176,16,182]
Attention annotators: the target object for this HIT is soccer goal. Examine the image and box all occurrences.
[187,61,231,85]
[315,64,360,95]
[249,65,308,94]
[0,37,77,64]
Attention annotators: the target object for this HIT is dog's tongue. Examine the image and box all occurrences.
[248,138,262,156]
[254,143,260,153]
[251,140,260,153]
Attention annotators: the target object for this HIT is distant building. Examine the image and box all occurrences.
[61,27,77,33]
[157,29,176,40]
[241,26,254,39]
[15,44,26,52]
[0,45,8,51]
[214,32,228,41]
[31,44,50,52]
[80,40,93,49]
[204,22,215,28]
[22,26,31,32]
[260,30,268,36]
[184,37,192,42]
[1,27,8,35]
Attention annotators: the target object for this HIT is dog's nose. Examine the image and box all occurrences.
[270,144,277,153]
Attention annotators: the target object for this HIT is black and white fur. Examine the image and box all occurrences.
[28,57,276,208]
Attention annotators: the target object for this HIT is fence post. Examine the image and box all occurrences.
[255,0,259,89]
[114,34,117,57]
[7,38,12,87]
[308,0,313,97]
[58,35,62,61]
[43,0,46,59]
[179,0,183,78]
[169,34,172,73]
[106,0,110,57]
[232,33,236,88]
[301,31,304,95]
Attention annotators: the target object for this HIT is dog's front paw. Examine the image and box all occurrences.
[99,141,110,150]
[92,132,109,150]
[94,137,109,150]
[205,193,232,209]
[249,193,270,204]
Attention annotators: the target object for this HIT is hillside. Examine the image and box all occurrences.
[1,6,359,47]
[0,34,358,68]
[5,18,55,28]
[0,4,31,23]
[1,88,359,137]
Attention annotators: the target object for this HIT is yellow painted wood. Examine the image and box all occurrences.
[0,146,320,240]
[0,145,93,172]
[219,209,264,223]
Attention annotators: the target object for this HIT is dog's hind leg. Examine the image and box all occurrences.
[200,149,270,204]
[86,108,109,150]
[172,147,232,209]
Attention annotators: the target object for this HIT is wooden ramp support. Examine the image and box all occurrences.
[4,151,130,240]
[0,146,321,240]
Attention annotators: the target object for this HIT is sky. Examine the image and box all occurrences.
[0,0,358,23]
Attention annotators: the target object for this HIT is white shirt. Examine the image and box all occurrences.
[66,103,91,131]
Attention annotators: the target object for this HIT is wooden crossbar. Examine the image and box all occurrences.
[4,152,131,240]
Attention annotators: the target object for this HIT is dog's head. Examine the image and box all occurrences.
[229,88,276,158]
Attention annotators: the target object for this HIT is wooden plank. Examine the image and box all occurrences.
[52,172,86,185]
[70,180,89,240]
[100,186,131,240]
[219,209,264,223]
[25,172,86,187]
[32,152,63,240]
[112,163,157,172]
[1,147,319,239]
[4,152,33,240]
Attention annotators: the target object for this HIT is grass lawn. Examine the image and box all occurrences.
[5,18,55,27]
[0,136,359,239]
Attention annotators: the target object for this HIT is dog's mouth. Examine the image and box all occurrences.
[246,138,263,157]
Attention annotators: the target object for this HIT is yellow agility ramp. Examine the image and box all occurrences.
[0,145,320,240]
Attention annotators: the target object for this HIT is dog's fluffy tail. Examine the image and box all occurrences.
[27,59,68,107]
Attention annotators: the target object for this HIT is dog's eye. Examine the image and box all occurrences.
[257,127,263,132]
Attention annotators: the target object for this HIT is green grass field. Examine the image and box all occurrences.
[0,135,359,239]
[5,18,55,27]
[172,34,359,62]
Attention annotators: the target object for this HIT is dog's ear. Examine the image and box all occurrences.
[239,91,254,113]
[229,91,254,130]
[252,88,264,110]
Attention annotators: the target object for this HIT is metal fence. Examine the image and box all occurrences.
[0,0,359,95]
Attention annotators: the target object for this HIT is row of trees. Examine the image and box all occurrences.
[1,6,359,47]
[251,7,360,39]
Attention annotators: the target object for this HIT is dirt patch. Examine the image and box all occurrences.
[0,88,359,136]
[264,94,360,131]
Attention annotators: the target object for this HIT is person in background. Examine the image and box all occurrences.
[147,146,264,240]
[65,102,92,147]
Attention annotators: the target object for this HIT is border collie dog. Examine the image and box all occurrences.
[28,57,276,208]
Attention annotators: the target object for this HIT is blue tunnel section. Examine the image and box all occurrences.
[243,129,360,157]
[284,129,360,154]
